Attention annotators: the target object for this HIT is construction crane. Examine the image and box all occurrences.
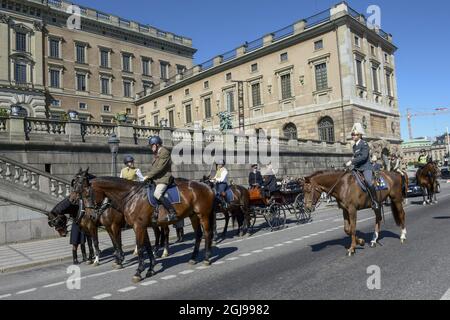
[404,107,450,140]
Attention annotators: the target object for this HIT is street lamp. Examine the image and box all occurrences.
[108,133,120,176]
[159,117,168,128]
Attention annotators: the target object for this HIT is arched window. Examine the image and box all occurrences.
[318,117,335,142]
[283,122,297,140]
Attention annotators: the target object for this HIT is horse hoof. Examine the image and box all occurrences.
[93,262,99,267]
[203,260,211,266]
[85,260,93,265]
[370,242,377,248]
[113,263,123,270]
[132,275,142,283]
[145,270,155,278]
[162,252,169,258]
[188,259,196,265]
[358,239,365,246]
[400,239,406,244]
[347,250,355,257]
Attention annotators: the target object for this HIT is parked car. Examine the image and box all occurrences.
[441,168,450,179]
[407,177,440,197]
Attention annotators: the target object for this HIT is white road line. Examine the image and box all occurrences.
[311,233,319,236]
[263,246,274,250]
[284,241,293,244]
[274,244,284,247]
[440,288,450,300]
[118,286,136,293]
[239,253,252,257]
[161,275,177,280]
[293,238,304,241]
[0,294,11,299]
[252,250,263,253]
[43,282,65,288]
[226,257,239,261]
[214,261,225,265]
[93,293,111,300]
[179,270,195,275]
[140,280,158,286]
[16,288,36,295]
[196,266,210,270]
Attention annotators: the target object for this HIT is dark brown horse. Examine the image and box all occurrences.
[72,170,215,283]
[416,162,439,205]
[301,170,407,256]
[201,176,250,240]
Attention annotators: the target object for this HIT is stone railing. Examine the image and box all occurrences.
[0,116,7,132]
[0,154,71,199]
[25,118,66,140]
[81,122,116,141]
[133,126,161,141]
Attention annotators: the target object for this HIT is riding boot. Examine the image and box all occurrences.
[368,185,380,210]
[179,228,184,242]
[81,245,87,262]
[159,196,177,222]
[72,250,79,265]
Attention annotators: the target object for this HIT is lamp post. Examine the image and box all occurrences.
[159,117,168,128]
[108,133,120,176]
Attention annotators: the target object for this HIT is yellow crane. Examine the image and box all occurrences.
[404,107,450,140]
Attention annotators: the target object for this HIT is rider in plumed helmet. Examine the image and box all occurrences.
[143,136,177,222]
[345,123,380,210]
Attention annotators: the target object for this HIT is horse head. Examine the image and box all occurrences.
[48,209,68,237]
[69,168,96,205]
[302,177,322,213]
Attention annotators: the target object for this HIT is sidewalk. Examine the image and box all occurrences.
[0,205,337,273]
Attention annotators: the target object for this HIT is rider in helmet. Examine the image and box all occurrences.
[345,123,380,210]
[417,149,429,168]
[144,136,177,222]
[210,159,229,208]
[120,155,145,182]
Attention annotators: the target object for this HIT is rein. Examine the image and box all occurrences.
[309,169,348,210]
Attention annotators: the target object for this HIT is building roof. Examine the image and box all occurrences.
[401,138,432,149]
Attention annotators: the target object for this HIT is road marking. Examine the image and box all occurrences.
[226,257,239,261]
[0,294,11,299]
[239,253,252,257]
[440,288,450,300]
[311,233,319,236]
[161,275,177,280]
[93,293,111,300]
[16,288,36,295]
[118,286,136,293]
[140,280,158,286]
[263,246,274,250]
[252,250,263,253]
[196,266,210,270]
[274,244,284,247]
[284,241,293,244]
[43,282,65,288]
[214,261,225,265]
[179,270,195,275]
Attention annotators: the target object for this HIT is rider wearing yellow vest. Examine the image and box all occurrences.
[120,155,145,182]
[417,149,429,168]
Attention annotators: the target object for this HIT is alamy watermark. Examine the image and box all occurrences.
[66,5,81,30]
[366,5,382,30]
[66,265,81,290]
[366,265,381,290]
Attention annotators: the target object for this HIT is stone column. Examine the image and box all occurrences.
[66,121,83,143]
[9,117,25,142]
[263,33,274,46]
[117,124,135,145]
[293,20,306,35]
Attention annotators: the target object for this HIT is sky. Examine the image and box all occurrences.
[72,0,450,140]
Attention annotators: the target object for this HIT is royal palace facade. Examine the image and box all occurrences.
[0,0,195,122]
[136,2,401,145]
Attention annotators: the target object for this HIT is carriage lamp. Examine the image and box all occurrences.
[108,133,120,177]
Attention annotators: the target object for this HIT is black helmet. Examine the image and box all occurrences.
[148,136,163,146]
[123,155,134,164]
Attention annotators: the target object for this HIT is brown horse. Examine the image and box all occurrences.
[301,170,407,256]
[72,170,215,283]
[416,162,439,205]
[201,176,250,240]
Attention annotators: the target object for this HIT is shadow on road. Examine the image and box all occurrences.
[309,230,401,252]
[433,216,450,219]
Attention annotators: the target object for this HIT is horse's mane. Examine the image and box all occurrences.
[305,170,345,182]
[94,176,142,186]
[51,197,77,215]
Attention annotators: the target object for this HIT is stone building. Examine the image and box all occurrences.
[0,0,195,122]
[402,137,449,166]
[135,2,401,146]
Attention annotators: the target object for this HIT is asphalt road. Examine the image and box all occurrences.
[1,185,450,300]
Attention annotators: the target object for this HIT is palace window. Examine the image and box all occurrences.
[168,109,174,127]
[49,39,60,58]
[280,73,292,100]
[225,91,235,112]
[16,32,26,52]
[79,102,87,110]
[100,49,109,68]
[185,104,192,124]
[75,44,86,63]
[14,62,27,84]
[177,65,186,75]
[251,63,258,72]
[160,61,169,80]
[283,123,297,140]
[123,80,132,97]
[372,64,379,92]
[355,58,364,86]
[314,40,323,51]
[315,63,328,91]
[318,117,335,142]
[251,82,261,107]
[49,69,60,88]
[142,58,151,76]
[122,54,132,72]
[280,52,288,62]
[101,77,110,94]
[76,73,86,91]
[204,97,212,118]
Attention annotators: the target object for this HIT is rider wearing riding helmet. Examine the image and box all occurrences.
[210,160,229,208]
[417,149,430,168]
[345,123,380,210]
[144,136,177,222]
[120,155,145,182]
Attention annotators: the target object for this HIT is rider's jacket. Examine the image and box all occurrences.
[351,139,373,172]
[120,167,145,181]
[214,167,228,184]
[418,155,428,165]
[145,146,172,184]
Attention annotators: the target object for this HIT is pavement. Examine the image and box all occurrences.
[0,184,449,300]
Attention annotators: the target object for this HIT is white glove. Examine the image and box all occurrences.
[345,160,352,167]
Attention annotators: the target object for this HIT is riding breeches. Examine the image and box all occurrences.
[363,170,373,186]
[154,183,168,200]
[215,182,228,195]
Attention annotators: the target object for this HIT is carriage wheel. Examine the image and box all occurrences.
[293,194,311,223]
[266,203,285,231]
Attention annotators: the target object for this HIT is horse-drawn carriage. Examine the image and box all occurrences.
[247,180,310,232]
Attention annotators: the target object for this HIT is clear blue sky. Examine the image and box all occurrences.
[74,0,450,140]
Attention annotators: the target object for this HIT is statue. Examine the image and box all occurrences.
[218,111,233,132]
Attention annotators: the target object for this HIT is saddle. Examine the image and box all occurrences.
[218,186,234,203]
[352,170,388,192]
[146,180,181,208]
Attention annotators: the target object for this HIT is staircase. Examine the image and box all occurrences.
[0,155,72,244]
